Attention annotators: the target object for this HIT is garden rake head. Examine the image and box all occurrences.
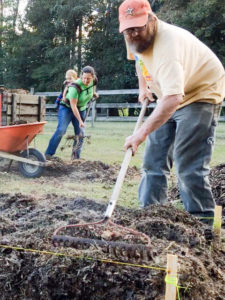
[53,217,152,261]
[71,134,91,160]
[53,100,152,261]
[60,135,74,151]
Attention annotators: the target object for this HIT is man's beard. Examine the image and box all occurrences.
[128,36,154,53]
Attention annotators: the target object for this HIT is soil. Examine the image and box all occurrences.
[0,160,225,300]
[43,157,140,183]
[168,163,225,221]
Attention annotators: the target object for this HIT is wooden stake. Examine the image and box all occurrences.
[213,205,222,238]
[165,254,178,300]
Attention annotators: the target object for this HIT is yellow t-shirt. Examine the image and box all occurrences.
[127,20,225,108]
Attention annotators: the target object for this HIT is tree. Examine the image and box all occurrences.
[158,0,225,65]
[84,0,136,93]
[1,0,224,93]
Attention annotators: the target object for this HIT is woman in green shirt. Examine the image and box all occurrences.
[45,66,98,159]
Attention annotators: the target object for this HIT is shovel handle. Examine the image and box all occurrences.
[104,99,148,219]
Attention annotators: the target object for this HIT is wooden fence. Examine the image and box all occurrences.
[34,89,225,122]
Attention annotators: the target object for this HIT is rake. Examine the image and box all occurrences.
[53,99,152,261]
[60,98,94,154]
[71,98,95,160]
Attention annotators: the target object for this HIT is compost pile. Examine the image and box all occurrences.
[43,158,140,183]
[0,162,225,300]
[168,163,225,224]
[3,157,140,184]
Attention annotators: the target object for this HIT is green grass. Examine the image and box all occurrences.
[32,121,146,167]
[33,120,225,167]
[211,122,225,166]
[0,121,224,209]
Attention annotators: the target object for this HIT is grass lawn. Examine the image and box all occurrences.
[0,120,224,208]
[31,120,147,167]
[31,120,225,167]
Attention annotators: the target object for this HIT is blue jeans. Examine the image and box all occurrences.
[139,102,221,220]
[45,105,86,157]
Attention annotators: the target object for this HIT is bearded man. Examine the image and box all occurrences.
[119,0,225,226]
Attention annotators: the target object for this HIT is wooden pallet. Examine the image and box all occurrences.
[0,93,46,125]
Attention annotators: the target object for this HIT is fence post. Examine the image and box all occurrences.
[11,94,17,124]
[91,100,96,127]
[30,87,34,95]
[165,254,178,300]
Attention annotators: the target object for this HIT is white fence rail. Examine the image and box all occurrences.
[34,89,225,122]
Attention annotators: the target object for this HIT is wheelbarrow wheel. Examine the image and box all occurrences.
[18,148,46,178]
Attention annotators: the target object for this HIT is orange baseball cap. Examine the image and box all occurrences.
[119,0,152,33]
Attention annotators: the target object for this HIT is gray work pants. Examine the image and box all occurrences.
[139,102,221,219]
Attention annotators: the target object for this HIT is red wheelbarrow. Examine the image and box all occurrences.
[0,121,47,178]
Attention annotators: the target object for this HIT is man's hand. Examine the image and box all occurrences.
[124,128,146,155]
[138,89,154,104]
[124,94,182,155]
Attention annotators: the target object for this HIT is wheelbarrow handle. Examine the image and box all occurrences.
[104,99,148,220]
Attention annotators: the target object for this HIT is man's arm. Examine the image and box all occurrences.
[124,94,183,154]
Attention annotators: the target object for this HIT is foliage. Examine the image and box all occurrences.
[0,0,224,96]
[83,0,136,90]
[158,0,225,65]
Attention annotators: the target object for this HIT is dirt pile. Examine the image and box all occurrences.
[0,162,224,299]
[168,163,225,226]
[0,191,224,299]
[1,158,140,185]
[41,158,140,183]
[210,163,225,218]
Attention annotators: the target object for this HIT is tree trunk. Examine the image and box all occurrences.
[77,16,82,73]
[0,0,3,36]
[0,0,3,83]
[13,0,20,30]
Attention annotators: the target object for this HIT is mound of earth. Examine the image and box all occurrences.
[44,158,140,183]
[2,158,140,184]
[210,163,225,216]
[0,189,224,300]
[168,163,225,227]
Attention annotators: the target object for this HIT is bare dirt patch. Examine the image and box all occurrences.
[0,162,225,299]
[1,157,140,184]
[44,158,141,183]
